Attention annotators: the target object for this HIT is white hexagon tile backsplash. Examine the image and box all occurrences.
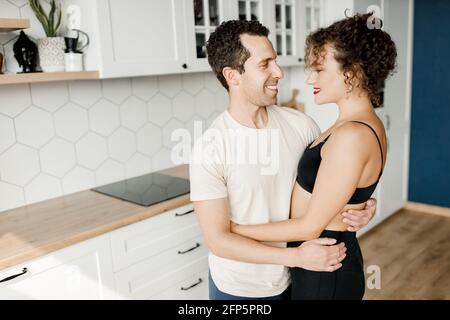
[0,72,234,212]
[120,96,147,132]
[31,82,69,112]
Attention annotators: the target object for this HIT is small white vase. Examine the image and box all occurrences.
[37,37,65,72]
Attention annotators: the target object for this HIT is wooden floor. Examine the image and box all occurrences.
[359,208,450,299]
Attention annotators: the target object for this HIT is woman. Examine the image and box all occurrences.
[231,12,397,299]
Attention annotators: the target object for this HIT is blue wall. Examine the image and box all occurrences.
[409,0,450,207]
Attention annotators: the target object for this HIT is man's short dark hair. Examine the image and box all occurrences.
[206,20,269,90]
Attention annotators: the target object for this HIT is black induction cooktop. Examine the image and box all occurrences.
[91,171,190,206]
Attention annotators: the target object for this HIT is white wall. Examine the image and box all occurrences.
[288,0,355,132]
[289,66,338,132]
[323,0,354,25]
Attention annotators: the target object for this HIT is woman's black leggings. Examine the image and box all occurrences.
[287,230,365,300]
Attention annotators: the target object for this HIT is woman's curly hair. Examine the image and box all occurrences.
[206,20,269,90]
[305,11,397,107]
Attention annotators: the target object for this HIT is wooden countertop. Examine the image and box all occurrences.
[0,165,191,271]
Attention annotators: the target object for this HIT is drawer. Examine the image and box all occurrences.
[114,234,209,299]
[110,204,199,271]
[0,234,117,300]
[151,268,209,300]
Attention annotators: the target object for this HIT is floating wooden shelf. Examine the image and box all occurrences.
[0,18,30,32]
[0,71,100,85]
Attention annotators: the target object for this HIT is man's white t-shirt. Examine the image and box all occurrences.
[189,105,321,297]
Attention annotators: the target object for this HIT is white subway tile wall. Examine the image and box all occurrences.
[0,0,293,212]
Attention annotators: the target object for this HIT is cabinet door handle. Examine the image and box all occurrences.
[180,277,203,291]
[0,267,28,283]
[178,242,200,254]
[175,209,194,217]
[182,63,188,69]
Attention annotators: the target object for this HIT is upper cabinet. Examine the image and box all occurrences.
[94,0,233,77]
[183,0,232,72]
[70,0,317,78]
[272,0,305,66]
[238,0,263,21]
[95,0,187,78]
[304,0,325,34]
[227,0,306,67]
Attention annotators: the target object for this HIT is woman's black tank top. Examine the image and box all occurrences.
[296,121,384,204]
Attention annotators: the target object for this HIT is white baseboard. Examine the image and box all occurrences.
[404,201,450,218]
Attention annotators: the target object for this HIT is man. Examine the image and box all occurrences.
[189,20,376,300]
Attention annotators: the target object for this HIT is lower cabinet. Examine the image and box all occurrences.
[114,242,208,299]
[111,203,209,300]
[0,234,117,299]
[152,267,209,300]
[0,203,209,300]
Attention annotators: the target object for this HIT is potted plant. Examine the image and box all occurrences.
[29,0,64,72]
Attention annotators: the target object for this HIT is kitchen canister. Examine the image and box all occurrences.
[64,52,83,71]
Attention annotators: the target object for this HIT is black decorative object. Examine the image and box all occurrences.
[13,31,39,73]
[64,29,89,53]
[0,51,4,74]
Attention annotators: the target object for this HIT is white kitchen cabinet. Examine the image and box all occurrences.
[0,203,209,300]
[94,0,233,77]
[352,0,413,235]
[95,0,188,77]
[227,0,273,31]
[353,0,412,224]
[109,204,199,272]
[376,0,412,219]
[62,0,321,77]
[236,0,265,21]
[183,0,232,72]
[304,0,325,34]
[67,0,310,77]
[150,263,209,300]
[229,0,306,67]
[114,234,209,299]
[184,0,308,71]
[0,234,116,300]
[111,204,209,299]
[271,0,306,66]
